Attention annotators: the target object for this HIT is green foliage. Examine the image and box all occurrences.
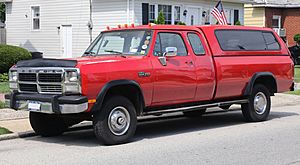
[0,82,9,93]
[0,73,8,82]
[0,3,5,23]
[154,10,165,25]
[176,22,186,25]
[294,34,300,42]
[235,20,242,26]
[0,45,31,73]
[0,127,12,134]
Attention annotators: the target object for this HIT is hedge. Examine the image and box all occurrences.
[294,34,300,42]
[0,45,32,73]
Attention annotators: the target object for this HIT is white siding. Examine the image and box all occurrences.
[134,0,245,25]
[6,0,90,58]
[92,0,131,38]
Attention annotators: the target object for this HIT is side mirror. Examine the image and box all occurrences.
[158,47,177,66]
[164,47,177,57]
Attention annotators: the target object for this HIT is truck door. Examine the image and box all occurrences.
[150,31,197,105]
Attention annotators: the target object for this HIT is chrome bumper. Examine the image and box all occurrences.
[5,93,88,114]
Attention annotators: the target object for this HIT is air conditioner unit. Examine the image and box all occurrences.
[279,28,286,37]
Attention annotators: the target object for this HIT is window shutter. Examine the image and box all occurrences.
[234,10,239,24]
[142,3,149,25]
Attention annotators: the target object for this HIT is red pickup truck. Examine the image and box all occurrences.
[6,25,294,145]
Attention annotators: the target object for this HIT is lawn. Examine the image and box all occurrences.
[0,82,9,93]
[0,127,12,135]
[286,90,300,95]
[295,67,300,83]
[0,101,5,109]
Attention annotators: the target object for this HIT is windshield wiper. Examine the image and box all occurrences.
[104,50,127,58]
[83,51,96,57]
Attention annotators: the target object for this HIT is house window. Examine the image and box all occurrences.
[272,15,281,28]
[158,5,172,24]
[174,6,181,24]
[31,6,40,30]
[149,5,156,23]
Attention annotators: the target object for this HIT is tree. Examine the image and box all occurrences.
[0,3,5,23]
[154,10,165,25]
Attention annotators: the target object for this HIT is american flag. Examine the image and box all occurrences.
[211,1,228,25]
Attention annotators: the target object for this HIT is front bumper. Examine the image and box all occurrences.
[5,92,88,114]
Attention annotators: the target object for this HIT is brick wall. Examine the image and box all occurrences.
[265,8,300,46]
[282,9,300,46]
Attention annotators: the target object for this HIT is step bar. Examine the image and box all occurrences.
[143,99,249,116]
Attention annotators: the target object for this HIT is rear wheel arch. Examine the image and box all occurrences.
[244,72,277,96]
[91,80,145,116]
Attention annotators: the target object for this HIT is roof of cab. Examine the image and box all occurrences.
[104,24,274,32]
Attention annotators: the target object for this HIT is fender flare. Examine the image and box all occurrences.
[244,72,277,96]
[90,79,145,114]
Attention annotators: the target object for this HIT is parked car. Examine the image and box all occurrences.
[5,25,294,145]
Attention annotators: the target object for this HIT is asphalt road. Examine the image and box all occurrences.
[1,105,300,165]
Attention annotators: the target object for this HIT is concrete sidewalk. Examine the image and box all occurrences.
[0,93,300,140]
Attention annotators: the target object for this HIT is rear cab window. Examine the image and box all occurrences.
[215,30,280,51]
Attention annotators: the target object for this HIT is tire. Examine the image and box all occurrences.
[93,96,137,145]
[241,84,271,122]
[29,112,68,137]
[183,109,206,118]
[219,105,231,110]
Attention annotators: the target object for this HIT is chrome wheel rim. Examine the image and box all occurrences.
[108,106,130,136]
[254,92,267,115]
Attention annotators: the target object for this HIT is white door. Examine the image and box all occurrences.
[61,25,72,58]
[187,8,201,25]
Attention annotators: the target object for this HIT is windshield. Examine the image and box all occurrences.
[84,30,152,56]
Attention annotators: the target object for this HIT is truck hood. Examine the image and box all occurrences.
[15,55,144,68]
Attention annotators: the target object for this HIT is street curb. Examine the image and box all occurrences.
[0,131,36,141]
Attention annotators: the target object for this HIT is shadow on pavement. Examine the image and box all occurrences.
[24,109,298,147]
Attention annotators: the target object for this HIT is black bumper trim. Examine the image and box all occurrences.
[5,93,88,112]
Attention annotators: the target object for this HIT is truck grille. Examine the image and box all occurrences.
[19,84,38,93]
[19,73,37,82]
[38,73,62,82]
[18,72,63,94]
[40,84,62,93]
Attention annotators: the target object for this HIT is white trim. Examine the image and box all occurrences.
[30,5,41,31]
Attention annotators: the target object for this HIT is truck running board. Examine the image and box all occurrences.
[143,99,249,116]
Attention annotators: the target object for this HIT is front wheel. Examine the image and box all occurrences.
[93,96,137,145]
[242,84,271,122]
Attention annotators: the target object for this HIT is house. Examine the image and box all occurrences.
[244,0,300,46]
[1,0,252,58]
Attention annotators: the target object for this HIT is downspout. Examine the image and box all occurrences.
[127,0,130,24]
[89,0,93,43]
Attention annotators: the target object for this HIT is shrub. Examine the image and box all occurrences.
[294,34,300,42]
[154,10,165,25]
[235,21,242,26]
[0,73,8,82]
[176,22,186,25]
[0,45,31,73]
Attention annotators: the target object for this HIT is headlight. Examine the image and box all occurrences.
[64,69,81,94]
[9,70,18,82]
[66,71,78,82]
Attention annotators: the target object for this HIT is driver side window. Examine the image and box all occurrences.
[153,32,187,56]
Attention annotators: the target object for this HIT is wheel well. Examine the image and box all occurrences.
[254,76,277,95]
[104,85,144,116]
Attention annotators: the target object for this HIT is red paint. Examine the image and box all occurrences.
[73,25,294,110]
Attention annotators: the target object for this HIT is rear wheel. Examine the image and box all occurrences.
[183,109,206,118]
[29,112,68,137]
[93,96,137,145]
[241,84,271,122]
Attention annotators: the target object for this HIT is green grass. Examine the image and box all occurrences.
[0,101,5,109]
[0,127,12,135]
[286,90,300,95]
[0,82,9,93]
[295,67,300,83]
